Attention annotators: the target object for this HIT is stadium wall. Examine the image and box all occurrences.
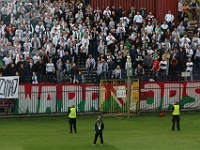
[90,0,178,23]
[11,81,200,115]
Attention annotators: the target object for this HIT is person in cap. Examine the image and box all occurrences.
[68,104,77,133]
[93,116,104,146]
[172,101,180,131]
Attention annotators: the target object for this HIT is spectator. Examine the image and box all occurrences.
[186,45,194,59]
[75,71,84,83]
[135,64,145,78]
[112,65,121,79]
[186,58,193,81]
[144,52,153,74]
[0,1,199,82]
[189,0,198,21]
[182,17,190,32]
[65,60,72,82]
[152,58,160,80]
[32,72,38,84]
[177,22,185,36]
[6,61,16,76]
[56,58,64,83]
[159,58,168,80]
[162,49,170,74]
[194,45,200,70]
[3,53,11,66]
[165,10,174,28]
[101,59,109,79]
[32,52,40,64]
[46,59,55,83]
[133,12,143,30]
[18,63,26,83]
[96,60,102,83]
[107,57,115,79]
[62,51,72,64]
[139,7,147,19]
[145,22,153,36]
[135,51,144,66]
[70,63,79,83]
[103,6,111,25]
[86,54,96,82]
[169,55,179,81]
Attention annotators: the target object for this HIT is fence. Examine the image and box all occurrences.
[0,83,99,115]
[0,81,200,115]
[140,81,200,111]
[15,69,200,84]
[99,79,139,116]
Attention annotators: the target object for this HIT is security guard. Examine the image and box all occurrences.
[93,116,104,146]
[172,101,180,131]
[68,104,77,133]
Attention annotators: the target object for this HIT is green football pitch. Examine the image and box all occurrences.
[0,112,200,150]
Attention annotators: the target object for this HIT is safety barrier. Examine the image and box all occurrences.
[139,81,200,111]
[99,79,139,116]
[0,84,99,115]
[0,81,200,115]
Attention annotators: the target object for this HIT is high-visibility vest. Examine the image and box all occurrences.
[172,105,180,115]
[68,108,76,118]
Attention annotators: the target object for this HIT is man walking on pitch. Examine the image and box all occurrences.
[93,116,104,146]
[172,101,180,131]
[68,104,77,133]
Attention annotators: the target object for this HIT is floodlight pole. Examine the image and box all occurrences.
[126,56,132,119]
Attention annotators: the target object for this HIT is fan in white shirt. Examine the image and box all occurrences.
[35,22,45,33]
[172,28,180,38]
[23,47,30,60]
[57,46,65,58]
[1,4,8,15]
[186,58,193,72]
[186,46,194,58]
[165,10,174,23]
[180,35,191,44]
[32,53,41,64]
[161,21,169,31]
[159,59,168,71]
[145,22,154,35]
[133,12,143,24]
[106,33,115,45]
[3,54,11,66]
[81,33,90,47]
[103,6,111,19]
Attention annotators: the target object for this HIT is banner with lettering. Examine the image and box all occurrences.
[14,81,200,114]
[0,76,19,98]
[139,82,200,110]
[15,84,99,114]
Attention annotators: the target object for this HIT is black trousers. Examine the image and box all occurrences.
[69,118,77,133]
[47,72,53,83]
[93,132,103,144]
[80,53,86,65]
[172,115,180,131]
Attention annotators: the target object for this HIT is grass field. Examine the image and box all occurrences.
[0,112,200,150]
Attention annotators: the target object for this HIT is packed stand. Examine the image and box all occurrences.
[0,0,200,84]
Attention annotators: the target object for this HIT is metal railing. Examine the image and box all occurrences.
[11,69,200,84]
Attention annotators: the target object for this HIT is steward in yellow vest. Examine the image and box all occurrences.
[68,104,77,133]
[172,101,180,131]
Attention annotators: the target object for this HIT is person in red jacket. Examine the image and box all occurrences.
[152,58,160,80]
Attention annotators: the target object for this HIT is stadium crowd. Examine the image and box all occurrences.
[0,0,200,83]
